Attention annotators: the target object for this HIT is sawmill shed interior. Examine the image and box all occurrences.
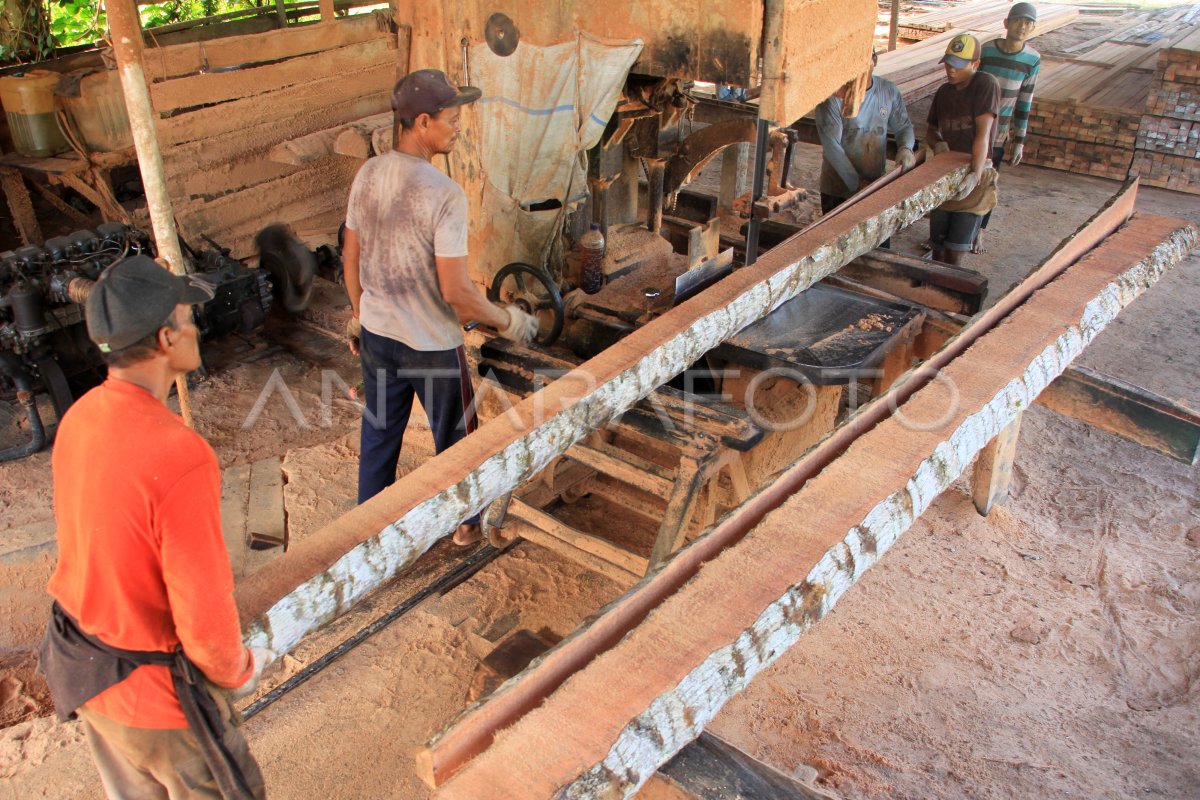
[1,0,1198,798]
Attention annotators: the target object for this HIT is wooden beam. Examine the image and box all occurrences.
[569,442,675,498]
[150,38,393,114]
[888,0,901,52]
[971,411,1023,516]
[416,178,1145,793]
[141,14,386,81]
[1036,365,1200,465]
[507,498,649,578]
[650,732,835,800]
[432,212,1199,800]
[234,155,972,676]
[267,112,390,165]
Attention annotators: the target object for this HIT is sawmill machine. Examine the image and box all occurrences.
[374,0,965,563]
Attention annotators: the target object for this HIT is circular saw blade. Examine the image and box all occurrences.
[485,12,519,57]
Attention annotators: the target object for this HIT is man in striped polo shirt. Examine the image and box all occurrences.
[977,1,1041,250]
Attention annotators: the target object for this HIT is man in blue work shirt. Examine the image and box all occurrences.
[814,50,916,222]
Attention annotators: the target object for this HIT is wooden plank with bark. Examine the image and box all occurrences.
[432,212,1199,800]
[233,155,976,668]
[417,180,1145,792]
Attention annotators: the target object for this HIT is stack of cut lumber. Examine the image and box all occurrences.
[1023,37,1164,180]
[875,3,1079,105]
[1022,7,1200,191]
[1132,28,1200,192]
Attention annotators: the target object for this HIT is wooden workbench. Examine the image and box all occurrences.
[0,148,135,245]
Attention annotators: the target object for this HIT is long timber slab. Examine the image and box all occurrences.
[432,212,1199,799]
[234,155,974,661]
[416,180,1143,790]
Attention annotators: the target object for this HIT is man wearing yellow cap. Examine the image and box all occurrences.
[925,33,1001,266]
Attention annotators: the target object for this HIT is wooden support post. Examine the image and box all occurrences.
[274,0,289,28]
[889,0,901,52]
[647,457,710,571]
[319,0,336,23]
[972,411,1023,516]
[0,168,41,245]
[27,180,93,228]
[106,0,194,427]
[569,442,674,498]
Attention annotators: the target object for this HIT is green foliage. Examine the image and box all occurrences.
[1,0,56,64]
[2,0,267,59]
[139,0,263,31]
[49,0,106,49]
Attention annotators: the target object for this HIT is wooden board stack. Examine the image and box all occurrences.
[1133,28,1200,192]
[1022,7,1200,192]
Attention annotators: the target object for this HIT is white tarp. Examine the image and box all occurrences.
[472,32,642,276]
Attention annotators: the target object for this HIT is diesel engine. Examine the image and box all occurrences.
[0,223,273,461]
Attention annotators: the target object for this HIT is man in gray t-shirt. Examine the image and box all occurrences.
[343,69,538,545]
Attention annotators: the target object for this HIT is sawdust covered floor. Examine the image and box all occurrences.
[3,132,1200,800]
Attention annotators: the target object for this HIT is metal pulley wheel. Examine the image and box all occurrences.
[256,224,316,315]
[487,262,565,347]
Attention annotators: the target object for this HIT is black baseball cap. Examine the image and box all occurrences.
[392,69,481,120]
[86,254,214,353]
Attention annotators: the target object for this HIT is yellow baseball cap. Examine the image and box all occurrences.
[940,34,981,69]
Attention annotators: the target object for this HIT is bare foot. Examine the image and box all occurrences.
[972,230,985,255]
[452,523,483,547]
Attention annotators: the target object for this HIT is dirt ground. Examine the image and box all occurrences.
[2,12,1199,800]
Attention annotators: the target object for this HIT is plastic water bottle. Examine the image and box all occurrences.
[580,223,605,295]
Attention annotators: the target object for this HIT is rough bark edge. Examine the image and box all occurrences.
[553,223,1199,800]
[242,163,970,656]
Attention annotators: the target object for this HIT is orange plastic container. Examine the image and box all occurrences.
[61,70,133,153]
[0,70,70,157]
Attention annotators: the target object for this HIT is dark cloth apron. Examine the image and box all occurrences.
[37,602,257,800]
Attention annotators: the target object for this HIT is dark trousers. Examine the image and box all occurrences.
[358,326,478,510]
[981,144,1005,230]
[821,192,892,249]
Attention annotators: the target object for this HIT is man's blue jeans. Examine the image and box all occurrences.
[357,326,478,514]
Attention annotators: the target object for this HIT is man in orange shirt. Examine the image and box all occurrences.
[39,255,268,799]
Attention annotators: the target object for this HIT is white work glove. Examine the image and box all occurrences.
[1011,143,1024,166]
[231,646,275,700]
[499,305,539,344]
[345,314,361,356]
[895,147,916,170]
[955,172,980,201]
[931,140,950,155]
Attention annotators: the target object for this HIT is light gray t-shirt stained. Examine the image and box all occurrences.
[345,151,468,351]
